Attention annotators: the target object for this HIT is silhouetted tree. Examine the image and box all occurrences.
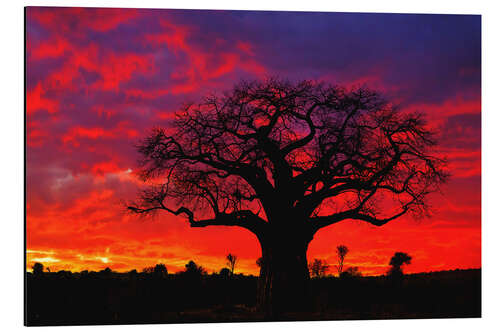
[340,266,362,279]
[184,260,206,276]
[128,78,448,315]
[32,262,44,277]
[336,245,349,275]
[308,259,329,278]
[226,253,237,275]
[153,263,168,278]
[388,252,412,277]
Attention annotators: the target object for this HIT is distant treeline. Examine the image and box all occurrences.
[25,262,481,325]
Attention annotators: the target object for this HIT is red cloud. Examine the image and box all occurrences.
[145,21,267,94]
[26,82,59,114]
[236,41,254,55]
[29,39,155,97]
[62,126,112,146]
[90,161,122,177]
[27,120,49,147]
[62,122,139,147]
[97,53,155,91]
[404,96,481,124]
[30,37,71,60]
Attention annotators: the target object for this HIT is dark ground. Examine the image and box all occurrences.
[25,268,481,326]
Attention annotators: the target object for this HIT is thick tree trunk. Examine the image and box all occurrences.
[256,235,311,317]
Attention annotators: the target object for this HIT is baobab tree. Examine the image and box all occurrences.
[128,78,447,315]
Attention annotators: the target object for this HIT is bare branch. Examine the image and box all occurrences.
[128,78,448,236]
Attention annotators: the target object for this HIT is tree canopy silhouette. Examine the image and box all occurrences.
[388,252,412,277]
[32,262,44,277]
[128,78,448,315]
[153,263,168,278]
[184,260,206,277]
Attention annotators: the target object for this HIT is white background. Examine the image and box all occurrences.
[1,0,498,331]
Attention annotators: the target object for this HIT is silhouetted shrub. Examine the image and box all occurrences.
[153,263,168,278]
[340,266,362,279]
[32,262,44,277]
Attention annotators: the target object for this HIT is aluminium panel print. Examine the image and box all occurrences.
[25,6,481,326]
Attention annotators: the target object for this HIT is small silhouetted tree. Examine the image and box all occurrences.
[336,245,349,275]
[32,262,44,277]
[153,263,168,278]
[226,253,237,275]
[128,78,448,315]
[309,259,329,278]
[388,252,412,277]
[184,260,206,276]
[340,266,362,279]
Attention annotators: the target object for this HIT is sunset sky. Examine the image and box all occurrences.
[26,7,481,276]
